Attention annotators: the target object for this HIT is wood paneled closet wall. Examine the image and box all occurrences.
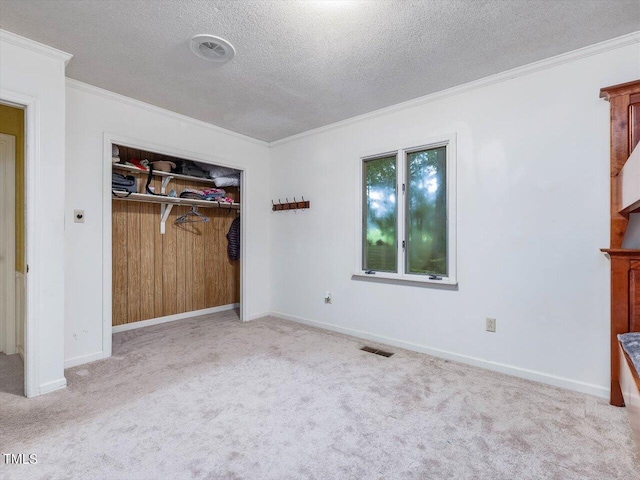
[112,146,240,327]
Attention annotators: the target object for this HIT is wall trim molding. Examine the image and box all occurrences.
[0,89,42,398]
[38,377,67,396]
[64,351,106,369]
[270,30,640,147]
[63,31,639,148]
[0,134,16,356]
[15,271,25,360]
[247,312,270,321]
[66,78,268,147]
[271,311,609,399]
[111,303,240,334]
[0,29,72,65]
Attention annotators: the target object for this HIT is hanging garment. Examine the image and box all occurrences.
[226,216,240,260]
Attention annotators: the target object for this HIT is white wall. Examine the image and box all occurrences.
[269,40,640,397]
[0,31,71,396]
[65,81,271,367]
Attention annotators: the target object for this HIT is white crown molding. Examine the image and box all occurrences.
[65,78,269,147]
[0,29,72,65]
[270,30,640,147]
[61,29,639,148]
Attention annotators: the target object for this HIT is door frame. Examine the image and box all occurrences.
[0,133,16,356]
[102,132,249,358]
[0,90,38,397]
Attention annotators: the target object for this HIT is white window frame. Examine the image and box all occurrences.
[353,133,457,286]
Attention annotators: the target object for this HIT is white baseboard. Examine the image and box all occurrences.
[112,303,239,334]
[17,344,24,361]
[247,312,270,321]
[37,377,67,396]
[64,350,108,369]
[271,311,609,399]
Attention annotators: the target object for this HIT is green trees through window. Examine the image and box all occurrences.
[406,147,447,276]
[363,155,397,272]
[362,144,449,277]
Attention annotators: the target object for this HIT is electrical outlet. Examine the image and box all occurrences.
[74,209,85,223]
[324,292,332,304]
[486,317,496,333]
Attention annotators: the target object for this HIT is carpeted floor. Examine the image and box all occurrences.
[0,351,24,397]
[1,311,638,479]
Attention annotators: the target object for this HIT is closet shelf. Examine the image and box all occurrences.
[113,163,219,185]
[113,193,238,234]
[113,162,238,234]
[112,192,240,210]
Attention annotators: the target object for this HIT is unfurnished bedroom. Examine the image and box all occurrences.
[1,1,640,479]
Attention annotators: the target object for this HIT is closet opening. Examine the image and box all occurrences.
[108,141,243,340]
[0,102,26,397]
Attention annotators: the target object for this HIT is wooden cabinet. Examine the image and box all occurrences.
[601,80,640,406]
[630,93,640,154]
[602,250,640,405]
[630,260,640,332]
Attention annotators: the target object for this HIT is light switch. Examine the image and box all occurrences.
[74,209,85,223]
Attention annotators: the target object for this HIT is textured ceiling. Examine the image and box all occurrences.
[1,0,639,142]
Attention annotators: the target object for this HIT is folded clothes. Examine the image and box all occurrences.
[214,174,240,188]
[202,188,226,200]
[192,162,239,180]
[179,188,206,200]
[202,188,226,195]
[178,188,234,203]
[209,197,235,204]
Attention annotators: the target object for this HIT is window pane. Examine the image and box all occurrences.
[363,156,397,272]
[406,146,447,276]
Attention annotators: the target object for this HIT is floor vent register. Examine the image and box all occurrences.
[360,346,394,357]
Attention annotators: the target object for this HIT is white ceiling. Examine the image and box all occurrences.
[1,0,639,142]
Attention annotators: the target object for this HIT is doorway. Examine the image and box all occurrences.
[0,103,26,396]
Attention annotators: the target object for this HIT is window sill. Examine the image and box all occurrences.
[351,272,458,288]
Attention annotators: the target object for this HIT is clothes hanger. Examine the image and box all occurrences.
[225,201,234,217]
[175,206,209,224]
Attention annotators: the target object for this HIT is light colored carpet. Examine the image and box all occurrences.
[1,311,638,479]
[0,352,24,397]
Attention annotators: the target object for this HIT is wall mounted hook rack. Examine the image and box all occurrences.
[272,196,310,211]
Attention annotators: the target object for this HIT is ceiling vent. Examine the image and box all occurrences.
[189,34,235,63]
